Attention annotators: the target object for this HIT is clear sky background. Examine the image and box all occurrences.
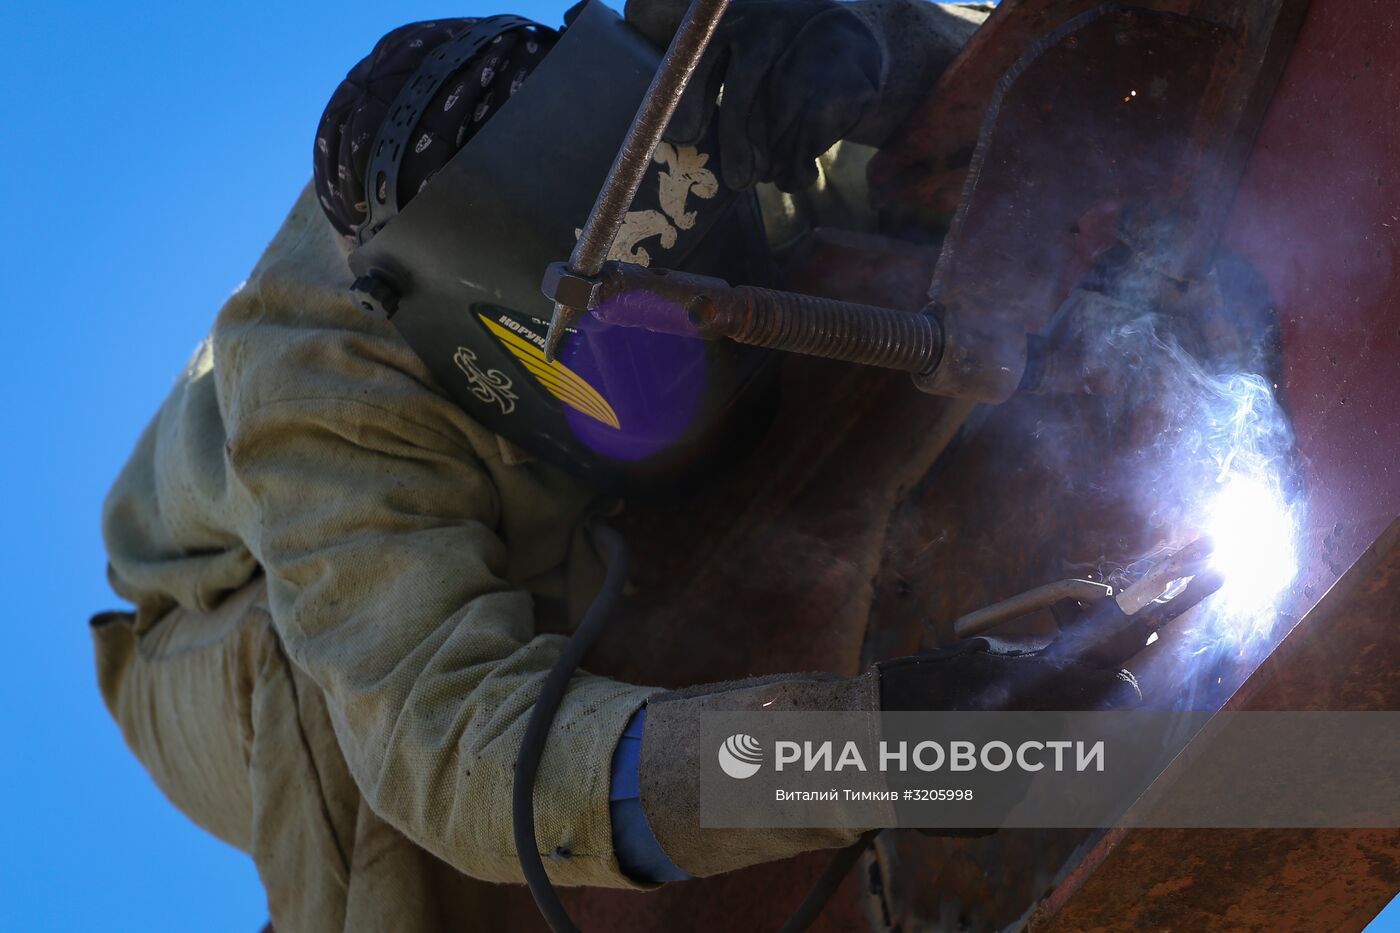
[1,2,1396,932]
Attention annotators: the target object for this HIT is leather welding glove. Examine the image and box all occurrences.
[624,0,988,191]
[637,643,1138,878]
[879,637,1142,838]
[878,636,1143,712]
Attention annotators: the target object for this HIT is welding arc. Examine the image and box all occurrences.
[1047,567,1226,669]
[1115,538,1213,616]
[1132,568,1225,631]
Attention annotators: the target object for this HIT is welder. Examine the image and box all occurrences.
[92,2,1140,930]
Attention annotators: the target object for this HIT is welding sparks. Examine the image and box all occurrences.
[1008,251,1304,667]
[1205,473,1299,618]
[1091,313,1302,655]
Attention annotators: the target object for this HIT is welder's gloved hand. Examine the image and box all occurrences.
[637,673,878,879]
[630,645,1137,880]
[625,0,990,191]
[878,638,1139,839]
[626,0,882,191]
[878,637,1143,713]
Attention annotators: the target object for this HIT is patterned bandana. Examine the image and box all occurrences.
[314,19,556,239]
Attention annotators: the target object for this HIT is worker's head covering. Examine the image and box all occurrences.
[322,2,776,489]
[314,19,555,239]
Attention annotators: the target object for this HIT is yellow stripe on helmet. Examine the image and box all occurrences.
[480,316,622,430]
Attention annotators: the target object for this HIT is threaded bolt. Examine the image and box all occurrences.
[689,286,943,373]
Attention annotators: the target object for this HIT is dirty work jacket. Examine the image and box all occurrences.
[100,179,656,886]
[95,134,886,907]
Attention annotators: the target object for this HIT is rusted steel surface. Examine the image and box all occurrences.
[503,231,944,933]
[859,0,1353,928]
[868,0,1303,235]
[1034,828,1400,933]
[1223,0,1400,615]
[868,0,1398,929]
[505,0,1371,928]
[1026,5,1400,928]
[1243,524,1400,713]
[1031,520,1400,933]
[928,8,1225,326]
[584,229,945,691]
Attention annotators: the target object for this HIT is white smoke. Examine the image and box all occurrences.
[1084,287,1304,660]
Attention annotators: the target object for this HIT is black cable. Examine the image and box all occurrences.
[777,831,882,933]
[513,523,630,933]
[513,523,877,933]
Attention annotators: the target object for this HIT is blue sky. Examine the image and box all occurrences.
[0,2,574,930]
[1,2,1395,931]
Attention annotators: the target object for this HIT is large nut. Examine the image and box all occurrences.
[912,305,1027,404]
[350,271,402,319]
[540,261,604,310]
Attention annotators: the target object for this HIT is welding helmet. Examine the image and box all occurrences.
[347,0,775,490]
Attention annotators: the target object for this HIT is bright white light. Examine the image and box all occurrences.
[1205,474,1298,615]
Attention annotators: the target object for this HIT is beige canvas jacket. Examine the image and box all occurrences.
[92,15,982,914]
[99,179,663,906]
[93,127,888,912]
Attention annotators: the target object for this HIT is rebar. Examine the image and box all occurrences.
[954,579,1115,639]
[543,0,732,361]
[692,286,944,373]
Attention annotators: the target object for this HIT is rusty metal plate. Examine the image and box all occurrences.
[1027,2,1400,928]
[503,0,1349,928]
[929,7,1225,324]
[502,231,942,933]
[1031,519,1400,932]
[865,0,1400,929]
[868,0,1301,237]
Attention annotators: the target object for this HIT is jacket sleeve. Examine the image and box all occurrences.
[213,196,658,888]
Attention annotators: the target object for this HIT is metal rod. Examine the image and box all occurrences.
[543,0,731,361]
[1115,537,1213,616]
[954,579,1114,639]
[590,261,946,373]
[695,286,944,373]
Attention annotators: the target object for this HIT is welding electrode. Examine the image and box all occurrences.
[953,538,1223,668]
[1048,540,1223,668]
